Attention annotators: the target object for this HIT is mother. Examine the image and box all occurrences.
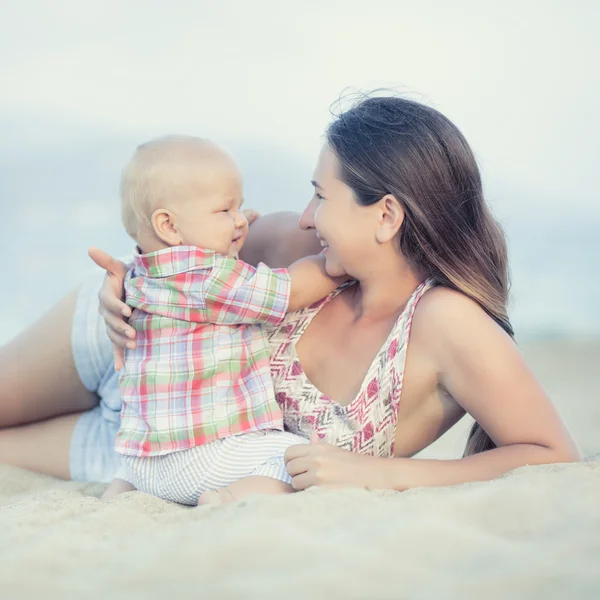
[0,96,579,490]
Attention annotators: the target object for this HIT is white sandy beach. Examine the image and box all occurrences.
[1,338,599,599]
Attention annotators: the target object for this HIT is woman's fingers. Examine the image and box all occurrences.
[284,442,311,464]
[105,328,130,371]
[99,284,131,320]
[243,209,260,226]
[103,295,134,372]
[285,456,310,477]
[290,472,314,491]
[88,247,128,278]
[88,247,131,372]
[100,297,135,338]
[91,247,130,318]
[106,326,133,351]
[112,343,125,372]
[105,318,134,348]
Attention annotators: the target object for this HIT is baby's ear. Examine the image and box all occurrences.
[151,209,182,246]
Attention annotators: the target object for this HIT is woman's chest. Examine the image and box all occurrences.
[294,296,399,405]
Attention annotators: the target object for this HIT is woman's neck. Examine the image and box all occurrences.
[350,258,424,322]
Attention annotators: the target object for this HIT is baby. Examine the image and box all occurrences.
[101,135,343,505]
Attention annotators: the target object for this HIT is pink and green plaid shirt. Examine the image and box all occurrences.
[116,246,291,457]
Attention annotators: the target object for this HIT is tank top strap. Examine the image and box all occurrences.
[289,280,356,342]
[395,277,437,342]
[266,280,355,352]
[381,278,437,423]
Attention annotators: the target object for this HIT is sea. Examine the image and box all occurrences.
[1,136,598,346]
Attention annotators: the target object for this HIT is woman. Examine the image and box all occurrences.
[0,96,579,490]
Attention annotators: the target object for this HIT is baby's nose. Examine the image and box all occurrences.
[235,210,248,228]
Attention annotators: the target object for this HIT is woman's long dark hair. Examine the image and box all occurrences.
[326,95,513,456]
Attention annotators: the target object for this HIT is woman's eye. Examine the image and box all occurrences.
[315,193,324,201]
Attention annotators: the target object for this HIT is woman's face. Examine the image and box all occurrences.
[301,145,377,278]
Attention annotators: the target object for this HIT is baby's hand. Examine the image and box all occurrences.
[88,247,134,371]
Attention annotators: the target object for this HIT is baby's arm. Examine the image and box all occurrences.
[287,255,349,312]
[203,254,348,326]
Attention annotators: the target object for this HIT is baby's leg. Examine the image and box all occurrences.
[198,431,309,506]
[199,475,293,505]
[101,478,137,501]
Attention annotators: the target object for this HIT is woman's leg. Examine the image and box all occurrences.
[0,280,117,480]
[0,412,83,479]
[0,287,99,428]
[0,287,99,478]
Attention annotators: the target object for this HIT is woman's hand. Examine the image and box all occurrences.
[88,247,135,370]
[284,434,389,491]
[242,208,260,227]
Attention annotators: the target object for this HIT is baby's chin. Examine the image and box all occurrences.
[227,241,244,260]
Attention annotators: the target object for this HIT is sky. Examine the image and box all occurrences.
[0,0,599,340]
[1,2,598,208]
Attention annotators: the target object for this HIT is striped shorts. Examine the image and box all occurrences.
[118,430,308,506]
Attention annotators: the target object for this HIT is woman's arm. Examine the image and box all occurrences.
[380,287,581,490]
[285,287,581,492]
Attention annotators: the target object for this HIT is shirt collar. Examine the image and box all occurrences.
[132,245,217,278]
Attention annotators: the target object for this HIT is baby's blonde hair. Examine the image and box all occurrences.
[120,135,217,241]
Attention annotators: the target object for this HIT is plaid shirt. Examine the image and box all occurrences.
[116,246,291,457]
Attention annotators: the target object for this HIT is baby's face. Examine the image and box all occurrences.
[173,160,248,257]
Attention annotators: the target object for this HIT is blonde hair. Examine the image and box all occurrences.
[120,135,214,241]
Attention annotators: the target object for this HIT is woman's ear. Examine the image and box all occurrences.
[151,208,182,246]
[375,194,405,244]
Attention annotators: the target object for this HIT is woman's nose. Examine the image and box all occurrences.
[299,196,317,230]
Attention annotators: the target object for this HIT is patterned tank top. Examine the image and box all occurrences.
[267,278,436,458]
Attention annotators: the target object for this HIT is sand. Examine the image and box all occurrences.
[1,338,599,599]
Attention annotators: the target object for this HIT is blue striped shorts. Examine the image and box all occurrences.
[69,268,309,487]
[118,430,307,505]
[70,270,123,482]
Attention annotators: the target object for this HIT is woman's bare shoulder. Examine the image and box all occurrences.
[411,285,508,353]
[416,284,484,317]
